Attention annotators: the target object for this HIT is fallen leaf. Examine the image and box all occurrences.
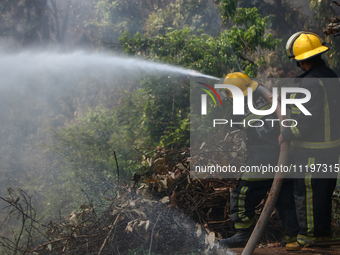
[121,201,129,208]
[196,223,202,237]
[174,169,181,179]
[267,242,279,248]
[241,141,247,150]
[167,175,173,188]
[138,183,148,189]
[145,220,150,231]
[176,163,186,171]
[147,158,152,167]
[159,179,167,189]
[214,187,228,191]
[125,219,138,233]
[69,211,79,225]
[206,232,215,249]
[200,142,206,150]
[161,196,170,203]
[186,173,191,183]
[153,158,166,166]
[207,207,212,218]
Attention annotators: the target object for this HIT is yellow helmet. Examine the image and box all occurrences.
[286,31,329,61]
[223,72,258,97]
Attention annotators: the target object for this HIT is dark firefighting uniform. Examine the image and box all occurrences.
[230,87,299,239]
[281,58,340,244]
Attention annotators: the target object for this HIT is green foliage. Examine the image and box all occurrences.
[117,2,279,157]
[231,7,278,53]
[138,76,190,149]
[232,0,340,77]
[145,0,220,36]
[308,0,340,74]
[160,117,190,149]
[93,0,174,43]
[220,0,237,19]
[2,1,340,252]
[49,102,141,202]
[51,107,116,196]
[120,13,279,78]
[94,0,146,42]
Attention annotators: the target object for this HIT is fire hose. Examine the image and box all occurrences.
[241,86,290,255]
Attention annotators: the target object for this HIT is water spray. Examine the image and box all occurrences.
[188,70,220,81]
[0,51,220,92]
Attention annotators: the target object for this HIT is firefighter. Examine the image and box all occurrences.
[219,72,299,248]
[280,31,340,251]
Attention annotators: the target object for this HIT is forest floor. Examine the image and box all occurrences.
[2,146,340,254]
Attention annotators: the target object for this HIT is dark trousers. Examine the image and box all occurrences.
[290,156,338,243]
[230,179,299,238]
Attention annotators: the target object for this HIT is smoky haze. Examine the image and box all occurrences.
[0,0,332,203]
[0,49,207,193]
[0,0,331,209]
[1,1,339,254]
[0,0,219,215]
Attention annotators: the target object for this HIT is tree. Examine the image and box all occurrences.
[92,0,175,45]
[145,0,221,36]
[308,0,340,74]
[237,0,313,76]
[116,0,279,151]
[0,0,98,48]
[120,6,279,77]
[0,0,48,46]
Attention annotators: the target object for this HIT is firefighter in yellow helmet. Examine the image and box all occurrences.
[222,72,258,97]
[285,31,329,70]
[280,31,340,251]
[219,72,298,248]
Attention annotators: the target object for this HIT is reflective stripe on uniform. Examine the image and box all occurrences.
[291,125,301,138]
[284,235,297,244]
[291,138,340,149]
[238,186,249,222]
[297,235,331,245]
[291,80,335,149]
[305,158,315,236]
[234,215,256,229]
[291,106,301,114]
[290,92,301,137]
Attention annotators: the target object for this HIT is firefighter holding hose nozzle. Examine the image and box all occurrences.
[219,73,299,248]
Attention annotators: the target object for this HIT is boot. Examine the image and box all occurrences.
[279,235,297,247]
[286,236,332,251]
[219,228,253,248]
[285,241,303,251]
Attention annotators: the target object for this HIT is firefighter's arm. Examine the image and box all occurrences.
[280,81,323,142]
